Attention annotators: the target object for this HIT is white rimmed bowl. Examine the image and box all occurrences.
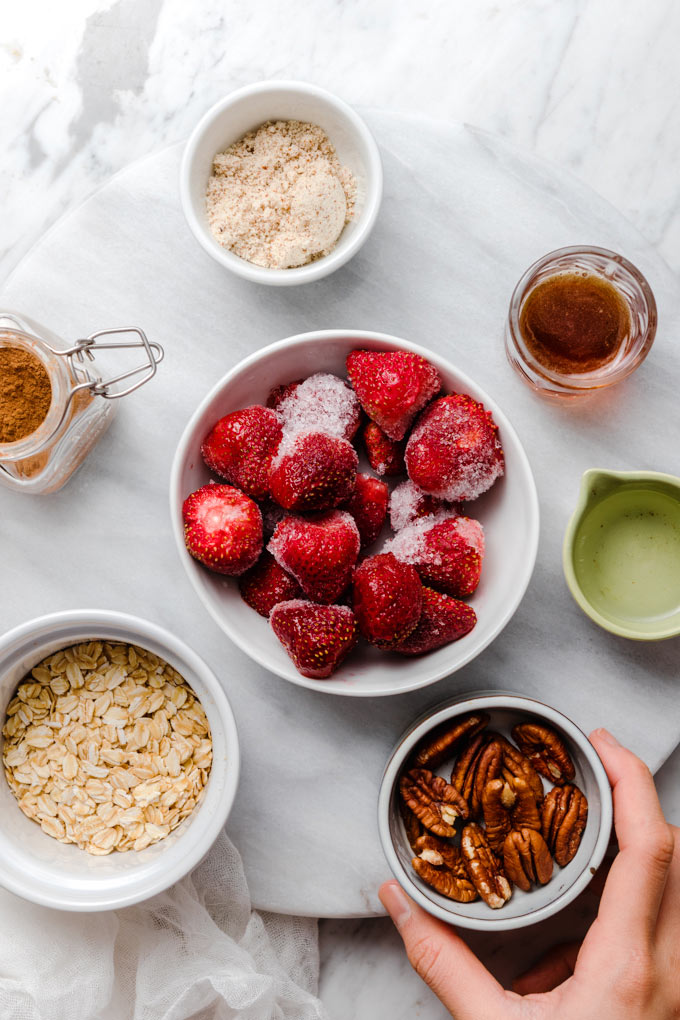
[170,329,540,697]
[180,80,383,285]
[0,610,240,911]
[378,693,613,931]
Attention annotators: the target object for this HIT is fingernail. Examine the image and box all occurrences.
[379,881,412,929]
[595,728,620,747]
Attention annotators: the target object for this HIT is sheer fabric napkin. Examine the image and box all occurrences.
[0,832,329,1020]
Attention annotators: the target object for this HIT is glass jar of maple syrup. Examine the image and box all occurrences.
[505,246,657,398]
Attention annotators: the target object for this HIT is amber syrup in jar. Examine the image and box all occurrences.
[505,247,657,398]
[519,272,630,375]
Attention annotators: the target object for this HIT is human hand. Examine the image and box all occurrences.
[380,728,679,1019]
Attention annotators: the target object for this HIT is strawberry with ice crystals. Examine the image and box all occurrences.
[342,474,389,548]
[268,510,360,603]
[269,432,358,512]
[183,484,262,575]
[352,552,423,648]
[395,587,477,656]
[270,600,358,679]
[362,422,405,477]
[389,480,449,532]
[238,551,302,617]
[405,393,504,502]
[346,349,441,441]
[275,373,361,442]
[266,380,302,409]
[201,406,282,500]
[385,515,484,598]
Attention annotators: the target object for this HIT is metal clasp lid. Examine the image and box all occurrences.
[32,326,164,442]
[46,326,164,401]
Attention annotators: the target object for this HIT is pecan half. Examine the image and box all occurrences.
[451,732,507,815]
[498,737,544,805]
[461,822,512,909]
[510,777,542,832]
[399,799,424,850]
[414,832,462,870]
[451,732,487,799]
[412,855,479,903]
[400,769,469,838]
[481,778,512,854]
[542,784,588,867]
[503,828,553,892]
[512,723,576,786]
[412,711,490,770]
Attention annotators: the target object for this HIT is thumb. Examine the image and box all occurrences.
[380,881,511,1020]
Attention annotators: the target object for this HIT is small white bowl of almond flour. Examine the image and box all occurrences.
[180,81,383,286]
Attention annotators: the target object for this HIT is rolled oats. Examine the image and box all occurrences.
[2,641,212,855]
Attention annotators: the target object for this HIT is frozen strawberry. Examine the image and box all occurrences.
[269,432,358,512]
[395,587,477,655]
[266,380,302,409]
[363,422,405,477]
[385,515,484,598]
[346,349,441,441]
[270,600,358,679]
[238,551,302,617]
[405,393,504,501]
[201,406,282,500]
[268,510,360,603]
[342,474,389,548]
[389,480,449,532]
[275,372,361,442]
[352,552,423,648]
[183,484,262,575]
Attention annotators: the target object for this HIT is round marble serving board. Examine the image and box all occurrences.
[2,112,680,917]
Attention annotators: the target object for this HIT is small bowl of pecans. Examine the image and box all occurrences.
[378,693,613,931]
[0,609,239,911]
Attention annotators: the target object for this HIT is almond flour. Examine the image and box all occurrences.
[206,119,356,269]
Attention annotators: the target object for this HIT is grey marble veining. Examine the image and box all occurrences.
[2,4,680,1018]
[3,0,680,283]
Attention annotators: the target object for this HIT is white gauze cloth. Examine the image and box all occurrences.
[0,831,329,1020]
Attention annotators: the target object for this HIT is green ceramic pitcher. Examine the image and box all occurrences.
[563,469,680,639]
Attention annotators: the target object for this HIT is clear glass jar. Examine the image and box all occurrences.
[505,246,657,398]
[0,311,163,494]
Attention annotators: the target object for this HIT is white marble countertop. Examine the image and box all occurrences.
[2,2,679,1017]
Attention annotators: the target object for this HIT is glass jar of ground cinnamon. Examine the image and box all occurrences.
[0,312,163,494]
[505,246,657,398]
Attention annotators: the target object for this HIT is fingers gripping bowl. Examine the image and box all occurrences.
[378,694,613,931]
[0,611,239,911]
[170,331,540,696]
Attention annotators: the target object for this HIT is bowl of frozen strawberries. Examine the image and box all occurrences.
[170,331,539,696]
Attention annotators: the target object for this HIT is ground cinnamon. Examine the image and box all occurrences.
[0,346,52,443]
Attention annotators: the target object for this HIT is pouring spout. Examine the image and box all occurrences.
[577,469,626,514]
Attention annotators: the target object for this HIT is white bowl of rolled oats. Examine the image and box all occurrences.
[0,609,239,911]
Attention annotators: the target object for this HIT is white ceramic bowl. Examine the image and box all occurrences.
[378,693,613,931]
[170,329,540,697]
[0,610,240,911]
[180,80,383,285]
